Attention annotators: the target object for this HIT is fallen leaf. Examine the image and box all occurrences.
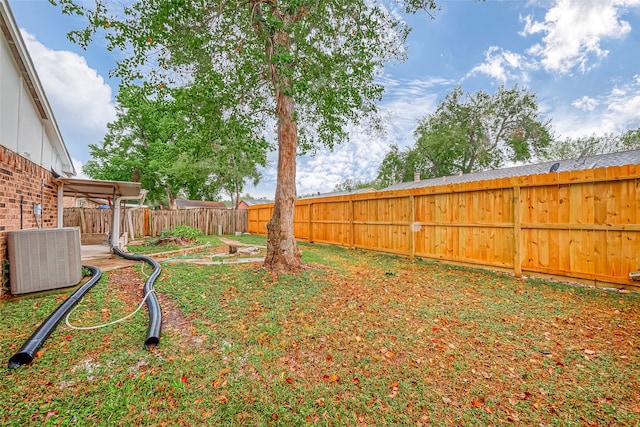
[472,400,482,408]
[584,349,595,355]
[442,397,452,405]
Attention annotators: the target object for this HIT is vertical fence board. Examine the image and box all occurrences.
[247,165,640,286]
[64,207,248,239]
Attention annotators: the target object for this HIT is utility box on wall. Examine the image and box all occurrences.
[7,227,82,295]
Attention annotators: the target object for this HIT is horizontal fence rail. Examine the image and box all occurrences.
[64,208,248,239]
[249,165,640,288]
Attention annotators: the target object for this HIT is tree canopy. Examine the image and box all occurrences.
[83,83,267,207]
[543,127,640,160]
[377,85,553,186]
[53,0,440,272]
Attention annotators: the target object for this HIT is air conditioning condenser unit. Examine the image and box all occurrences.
[7,227,82,295]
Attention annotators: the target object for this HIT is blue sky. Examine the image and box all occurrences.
[8,0,640,199]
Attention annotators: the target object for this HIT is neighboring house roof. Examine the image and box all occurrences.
[382,149,640,192]
[0,0,75,176]
[301,187,376,200]
[174,199,227,209]
[240,199,274,206]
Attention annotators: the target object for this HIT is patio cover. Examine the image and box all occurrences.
[57,178,142,199]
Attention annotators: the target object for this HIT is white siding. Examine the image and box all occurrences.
[41,131,54,171]
[16,78,44,164]
[0,33,19,152]
[1,0,74,177]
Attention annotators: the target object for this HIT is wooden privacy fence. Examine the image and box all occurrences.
[248,165,640,288]
[64,207,248,238]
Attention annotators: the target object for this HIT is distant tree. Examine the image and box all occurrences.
[376,85,552,186]
[375,144,428,188]
[52,0,441,273]
[241,193,269,201]
[415,85,552,175]
[544,127,640,160]
[333,178,372,192]
[620,127,640,150]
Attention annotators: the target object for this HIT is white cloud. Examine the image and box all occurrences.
[551,76,640,137]
[521,0,640,74]
[571,95,598,111]
[245,77,453,198]
[21,30,116,160]
[71,158,90,179]
[294,77,450,195]
[468,46,531,83]
[603,81,640,131]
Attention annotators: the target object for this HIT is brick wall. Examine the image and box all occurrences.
[0,145,60,289]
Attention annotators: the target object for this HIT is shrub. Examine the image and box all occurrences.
[160,225,202,240]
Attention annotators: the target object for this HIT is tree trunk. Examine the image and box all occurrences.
[264,87,302,273]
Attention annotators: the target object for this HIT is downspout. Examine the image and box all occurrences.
[110,190,148,249]
[57,182,64,228]
[127,205,143,241]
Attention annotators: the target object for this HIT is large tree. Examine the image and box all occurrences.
[53,0,439,272]
[84,83,267,207]
[83,84,213,206]
[415,85,552,176]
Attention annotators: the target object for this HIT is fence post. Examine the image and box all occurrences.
[409,195,415,259]
[349,199,354,249]
[79,208,85,233]
[308,203,313,243]
[144,208,150,237]
[513,186,522,277]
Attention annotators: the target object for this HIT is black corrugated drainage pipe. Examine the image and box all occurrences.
[7,265,102,369]
[112,247,162,349]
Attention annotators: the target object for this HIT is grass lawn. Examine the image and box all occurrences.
[1,237,638,426]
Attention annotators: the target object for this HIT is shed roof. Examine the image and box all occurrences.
[382,149,640,191]
[241,199,274,206]
[300,187,376,200]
